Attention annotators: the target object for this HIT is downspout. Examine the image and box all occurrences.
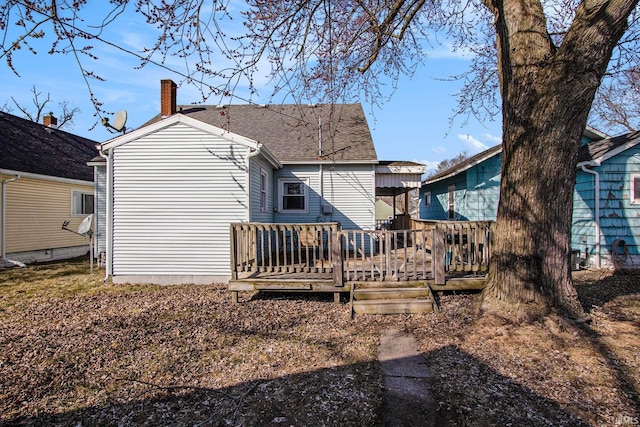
[580,164,601,268]
[1,175,26,267]
[99,147,112,281]
[319,117,324,220]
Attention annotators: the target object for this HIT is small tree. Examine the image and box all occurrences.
[431,152,471,177]
[1,86,80,130]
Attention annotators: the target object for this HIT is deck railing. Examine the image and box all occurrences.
[412,219,493,273]
[230,220,493,285]
[341,228,432,282]
[230,222,340,278]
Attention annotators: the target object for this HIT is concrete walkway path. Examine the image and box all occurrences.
[378,329,434,427]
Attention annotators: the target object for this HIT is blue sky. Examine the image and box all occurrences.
[1,3,502,173]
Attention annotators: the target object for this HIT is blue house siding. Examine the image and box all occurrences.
[420,153,501,221]
[598,150,640,260]
[421,134,640,269]
[571,171,597,258]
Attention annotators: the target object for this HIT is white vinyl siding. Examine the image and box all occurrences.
[274,164,375,229]
[111,123,249,277]
[274,166,318,223]
[321,165,375,230]
[249,156,274,223]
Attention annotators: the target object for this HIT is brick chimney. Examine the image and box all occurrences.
[161,79,177,117]
[43,112,58,128]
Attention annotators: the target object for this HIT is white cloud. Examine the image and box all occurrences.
[482,133,501,144]
[458,133,489,152]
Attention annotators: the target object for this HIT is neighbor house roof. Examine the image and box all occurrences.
[423,145,502,185]
[577,130,640,165]
[423,129,640,186]
[142,103,378,163]
[0,111,98,182]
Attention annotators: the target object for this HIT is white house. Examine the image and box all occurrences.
[93,80,425,284]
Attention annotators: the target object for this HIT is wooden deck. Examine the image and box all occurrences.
[229,220,493,312]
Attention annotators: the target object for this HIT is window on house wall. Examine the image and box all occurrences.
[447,185,455,219]
[279,178,308,212]
[632,175,640,204]
[260,170,268,212]
[425,192,432,206]
[72,190,94,215]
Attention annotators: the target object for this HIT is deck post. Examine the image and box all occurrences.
[230,224,238,281]
[432,228,446,285]
[331,228,343,287]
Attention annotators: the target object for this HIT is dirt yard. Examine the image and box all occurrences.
[0,259,638,426]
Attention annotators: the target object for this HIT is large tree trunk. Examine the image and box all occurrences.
[479,0,637,321]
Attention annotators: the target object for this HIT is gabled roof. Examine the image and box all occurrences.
[142,103,377,163]
[423,129,640,186]
[423,145,502,185]
[100,114,281,168]
[0,111,98,182]
[577,130,640,165]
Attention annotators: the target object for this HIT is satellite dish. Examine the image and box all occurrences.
[101,110,128,133]
[77,214,94,235]
[112,110,127,132]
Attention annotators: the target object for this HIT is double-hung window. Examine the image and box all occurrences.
[260,170,268,212]
[279,178,308,212]
[72,190,94,216]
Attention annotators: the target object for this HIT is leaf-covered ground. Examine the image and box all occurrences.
[0,259,638,426]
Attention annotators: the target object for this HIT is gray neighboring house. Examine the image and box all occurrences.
[92,80,424,284]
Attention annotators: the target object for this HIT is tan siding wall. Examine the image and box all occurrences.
[2,175,94,253]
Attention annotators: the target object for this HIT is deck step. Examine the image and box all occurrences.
[352,298,435,314]
[352,287,432,300]
[350,282,437,316]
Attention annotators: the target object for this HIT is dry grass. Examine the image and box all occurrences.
[1,259,639,426]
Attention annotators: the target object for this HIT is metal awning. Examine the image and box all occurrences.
[375,161,426,196]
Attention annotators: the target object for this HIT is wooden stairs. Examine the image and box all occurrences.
[349,281,438,317]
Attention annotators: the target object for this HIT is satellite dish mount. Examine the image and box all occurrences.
[61,214,95,273]
[102,110,128,133]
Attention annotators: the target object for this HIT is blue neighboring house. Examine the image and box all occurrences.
[419,127,640,269]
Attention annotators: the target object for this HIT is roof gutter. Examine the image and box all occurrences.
[579,162,601,268]
[1,175,26,267]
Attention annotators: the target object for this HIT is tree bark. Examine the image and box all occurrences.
[479,0,638,321]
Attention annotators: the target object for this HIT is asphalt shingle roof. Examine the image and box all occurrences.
[577,130,640,163]
[143,103,377,163]
[0,112,98,182]
[424,129,640,185]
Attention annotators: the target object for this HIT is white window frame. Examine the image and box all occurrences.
[71,190,94,216]
[260,169,268,212]
[425,191,432,206]
[632,174,640,204]
[278,178,309,213]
